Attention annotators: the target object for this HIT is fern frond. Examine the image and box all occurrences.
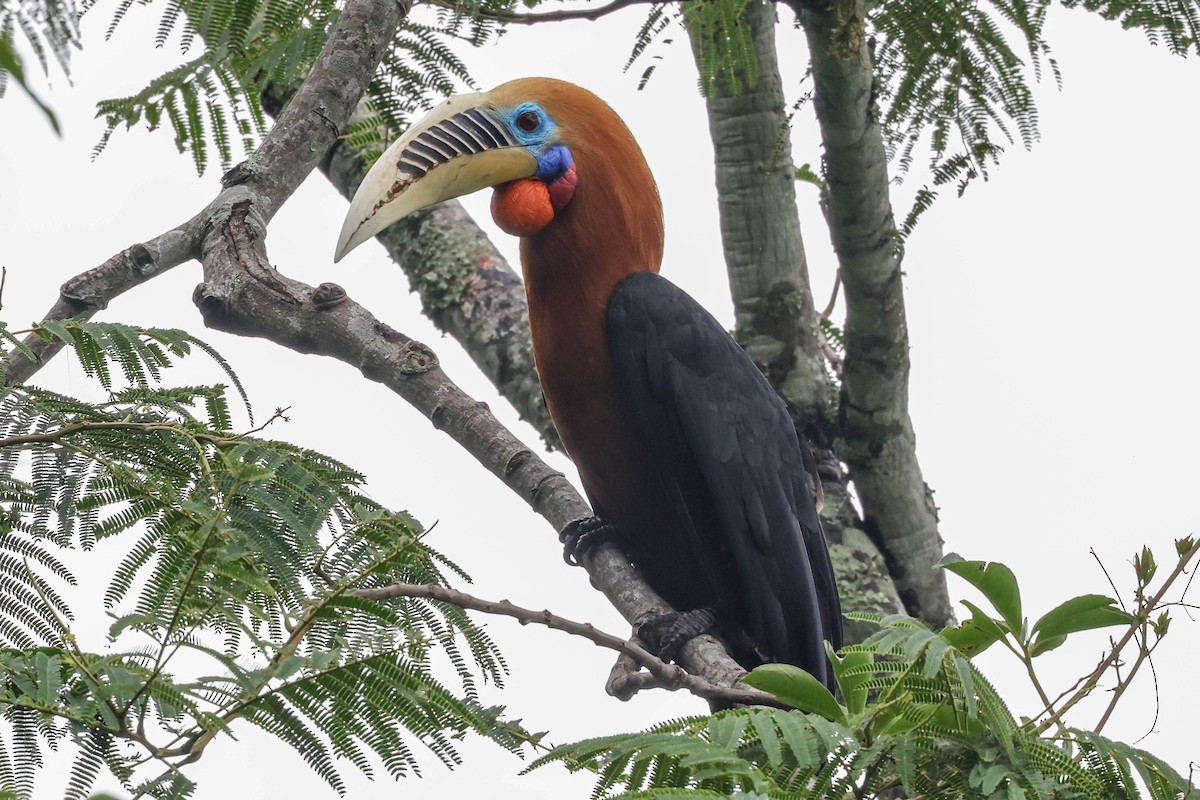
[63,729,109,800]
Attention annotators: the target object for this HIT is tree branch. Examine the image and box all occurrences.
[426,0,660,26]
[0,420,234,449]
[687,0,828,428]
[184,0,749,693]
[357,581,781,707]
[194,204,747,691]
[1035,538,1200,734]
[789,0,951,626]
[2,220,205,384]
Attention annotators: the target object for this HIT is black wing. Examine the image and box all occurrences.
[606,271,842,685]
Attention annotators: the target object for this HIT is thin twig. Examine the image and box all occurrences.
[819,334,844,377]
[356,581,783,708]
[1036,538,1200,733]
[0,420,242,449]
[1131,648,1162,745]
[426,0,660,25]
[239,406,291,436]
[820,268,841,321]
[816,271,844,375]
[1095,616,1168,735]
[1,223,206,384]
[1091,547,1127,611]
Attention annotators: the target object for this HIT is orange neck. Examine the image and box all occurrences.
[519,89,663,308]
[502,81,663,477]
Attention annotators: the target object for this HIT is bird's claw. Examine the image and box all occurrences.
[637,608,717,663]
[559,516,614,566]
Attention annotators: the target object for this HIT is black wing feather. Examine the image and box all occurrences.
[606,272,842,684]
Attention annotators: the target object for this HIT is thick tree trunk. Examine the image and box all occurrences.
[686,0,902,633]
[686,0,828,427]
[684,0,904,633]
[790,0,952,626]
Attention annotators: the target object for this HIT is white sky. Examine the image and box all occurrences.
[2,2,1198,797]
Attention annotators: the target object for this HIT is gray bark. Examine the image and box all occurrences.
[262,83,559,445]
[791,0,952,626]
[2,222,206,384]
[193,201,746,696]
[686,0,828,426]
[685,0,904,628]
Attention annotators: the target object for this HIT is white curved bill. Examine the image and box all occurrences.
[334,93,538,261]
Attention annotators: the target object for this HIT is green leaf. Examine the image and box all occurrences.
[960,600,1009,637]
[873,702,939,737]
[973,761,1011,793]
[941,600,1008,657]
[827,646,871,715]
[0,33,63,135]
[1030,594,1134,654]
[940,619,997,655]
[938,554,1023,633]
[35,650,62,706]
[794,162,824,188]
[1029,634,1068,657]
[742,664,846,724]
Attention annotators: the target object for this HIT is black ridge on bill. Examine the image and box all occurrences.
[395,107,519,180]
[438,119,483,153]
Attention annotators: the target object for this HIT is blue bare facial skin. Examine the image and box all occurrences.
[503,102,574,183]
[536,144,574,184]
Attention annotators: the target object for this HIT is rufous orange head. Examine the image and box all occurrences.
[335,77,663,276]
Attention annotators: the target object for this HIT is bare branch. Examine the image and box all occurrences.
[426,0,661,26]
[357,581,781,707]
[0,420,235,449]
[192,206,747,688]
[2,221,206,384]
[820,269,841,321]
[318,144,560,447]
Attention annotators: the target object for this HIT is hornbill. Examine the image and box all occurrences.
[335,78,842,687]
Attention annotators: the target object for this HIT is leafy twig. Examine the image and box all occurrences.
[1036,537,1200,734]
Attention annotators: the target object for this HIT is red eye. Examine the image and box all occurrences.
[517,110,541,132]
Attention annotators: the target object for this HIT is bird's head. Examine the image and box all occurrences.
[334,77,661,267]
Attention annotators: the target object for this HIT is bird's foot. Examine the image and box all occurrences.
[637,608,717,664]
[559,516,616,566]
